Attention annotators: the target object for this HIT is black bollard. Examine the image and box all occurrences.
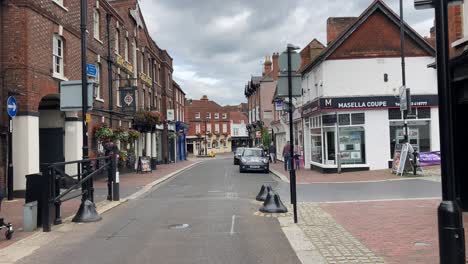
[256,184,272,201]
[260,190,288,213]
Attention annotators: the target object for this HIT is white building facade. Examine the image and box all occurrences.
[300,1,440,172]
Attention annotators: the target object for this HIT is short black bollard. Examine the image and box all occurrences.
[260,190,288,213]
[256,184,272,201]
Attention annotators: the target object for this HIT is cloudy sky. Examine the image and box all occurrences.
[139,0,434,106]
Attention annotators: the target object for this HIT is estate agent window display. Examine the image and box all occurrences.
[309,112,367,167]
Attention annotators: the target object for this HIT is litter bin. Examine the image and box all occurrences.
[151,158,157,170]
[23,201,38,232]
[25,173,43,226]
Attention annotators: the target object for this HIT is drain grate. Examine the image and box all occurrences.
[168,224,190,230]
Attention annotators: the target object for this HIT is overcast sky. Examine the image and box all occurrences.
[139,0,434,106]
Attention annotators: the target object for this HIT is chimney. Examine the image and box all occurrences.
[272,53,279,80]
[201,95,209,101]
[263,56,272,77]
[326,17,357,44]
[300,39,325,69]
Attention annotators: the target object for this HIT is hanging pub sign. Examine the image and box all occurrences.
[120,86,137,113]
[137,156,152,173]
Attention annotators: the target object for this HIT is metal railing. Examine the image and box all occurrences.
[40,154,117,232]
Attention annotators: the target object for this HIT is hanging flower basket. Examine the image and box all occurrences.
[128,129,141,141]
[220,139,225,143]
[207,132,213,138]
[133,110,162,132]
[222,132,229,137]
[195,132,202,138]
[113,127,129,143]
[94,123,114,142]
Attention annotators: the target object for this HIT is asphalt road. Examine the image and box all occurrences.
[18,158,301,264]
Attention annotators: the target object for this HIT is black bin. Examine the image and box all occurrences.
[25,173,43,226]
[151,158,157,170]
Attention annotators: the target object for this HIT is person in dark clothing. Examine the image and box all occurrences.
[269,143,276,163]
[282,141,291,171]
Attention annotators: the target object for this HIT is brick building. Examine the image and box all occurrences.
[172,81,187,161]
[185,95,232,155]
[244,54,279,147]
[0,0,179,195]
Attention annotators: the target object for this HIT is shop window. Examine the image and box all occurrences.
[388,109,402,120]
[351,113,365,125]
[310,130,322,163]
[338,127,366,165]
[389,120,431,157]
[339,114,350,126]
[417,108,431,119]
[322,115,336,126]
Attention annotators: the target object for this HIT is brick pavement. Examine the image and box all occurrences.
[0,160,195,249]
[288,199,468,264]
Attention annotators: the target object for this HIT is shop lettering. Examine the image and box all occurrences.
[337,101,387,108]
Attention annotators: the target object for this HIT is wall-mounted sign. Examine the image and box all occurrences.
[60,80,95,111]
[86,64,97,78]
[120,86,137,113]
[115,54,134,74]
[139,72,152,86]
[7,96,17,118]
[320,95,438,110]
[275,100,283,111]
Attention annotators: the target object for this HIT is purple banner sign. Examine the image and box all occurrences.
[419,151,441,167]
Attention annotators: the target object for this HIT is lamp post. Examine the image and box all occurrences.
[414,1,465,263]
[72,0,101,223]
[287,44,300,224]
[399,0,410,144]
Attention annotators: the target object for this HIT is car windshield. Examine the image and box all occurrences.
[242,149,263,157]
[235,148,244,155]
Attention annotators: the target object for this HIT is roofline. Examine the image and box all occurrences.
[301,0,436,74]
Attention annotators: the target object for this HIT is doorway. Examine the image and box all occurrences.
[324,130,335,164]
[39,128,64,164]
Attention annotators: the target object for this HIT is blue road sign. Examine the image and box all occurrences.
[7,96,17,118]
[86,63,97,78]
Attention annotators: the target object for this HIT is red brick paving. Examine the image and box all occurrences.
[0,160,195,249]
[320,199,468,264]
[270,161,401,183]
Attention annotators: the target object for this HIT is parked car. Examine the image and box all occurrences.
[233,147,245,165]
[239,148,269,173]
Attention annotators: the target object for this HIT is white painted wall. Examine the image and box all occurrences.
[13,116,40,191]
[430,107,440,151]
[364,110,391,170]
[64,120,83,175]
[321,57,437,97]
[230,122,248,137]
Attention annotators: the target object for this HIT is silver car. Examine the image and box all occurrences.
[239,148,269,173]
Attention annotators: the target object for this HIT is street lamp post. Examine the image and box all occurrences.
[287,44,298,224]
[399,0,410,143]
[72,0,101,223]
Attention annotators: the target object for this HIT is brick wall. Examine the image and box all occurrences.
[327,17,357,44]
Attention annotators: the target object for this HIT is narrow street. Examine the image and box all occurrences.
[17,158,301,264]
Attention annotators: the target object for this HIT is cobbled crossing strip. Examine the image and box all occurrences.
[287,203,385,264]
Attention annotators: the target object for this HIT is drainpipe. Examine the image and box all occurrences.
[106,14,113,127]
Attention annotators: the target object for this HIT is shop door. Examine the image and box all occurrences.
[325,131,335,164]
[40,128,64,165]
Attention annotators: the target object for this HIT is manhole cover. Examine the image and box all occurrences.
[169,224,190,230]
[414,242,431,247]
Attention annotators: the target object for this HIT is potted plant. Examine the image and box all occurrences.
[113,127,129,144]
[128,129,141,142]
[133,110,162,132]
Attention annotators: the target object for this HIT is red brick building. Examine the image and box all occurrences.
[0,0,179,195]
[185,95,232,155]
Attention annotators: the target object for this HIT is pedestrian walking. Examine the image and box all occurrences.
[282,141,291,171]
[269,143,276,163]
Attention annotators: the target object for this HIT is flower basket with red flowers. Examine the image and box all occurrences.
[94,122,114,142]
[133,110,162,132]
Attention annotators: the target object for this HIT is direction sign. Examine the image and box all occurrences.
[86,63,97,78]
[7,96,18,118]
[278,51,301,73]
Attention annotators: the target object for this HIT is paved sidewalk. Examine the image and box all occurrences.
[281,200,468,264]
[0,160,196,249]
[270,161,440,184]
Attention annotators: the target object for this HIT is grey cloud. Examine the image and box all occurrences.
[140,0,434,105]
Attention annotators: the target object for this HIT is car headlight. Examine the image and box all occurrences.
[241,158,247,163]
[262,158,269,163]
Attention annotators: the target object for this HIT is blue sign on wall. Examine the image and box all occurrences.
[7,96,18,117]
[86,63,97,78]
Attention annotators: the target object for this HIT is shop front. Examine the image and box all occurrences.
[175,121,188,161]
[302,95,439,172]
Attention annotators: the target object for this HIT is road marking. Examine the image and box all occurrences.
[230,215,236,235]
[315,197,440,204]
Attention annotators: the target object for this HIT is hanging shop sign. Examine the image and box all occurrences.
[301,99,320,118]
[120,86,137,113]
[167,109,175,121]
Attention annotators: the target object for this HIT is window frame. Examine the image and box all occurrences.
[195,112,201,119]
[114,29,120,54]
[53,34,65,78]
[93,9,100,40]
